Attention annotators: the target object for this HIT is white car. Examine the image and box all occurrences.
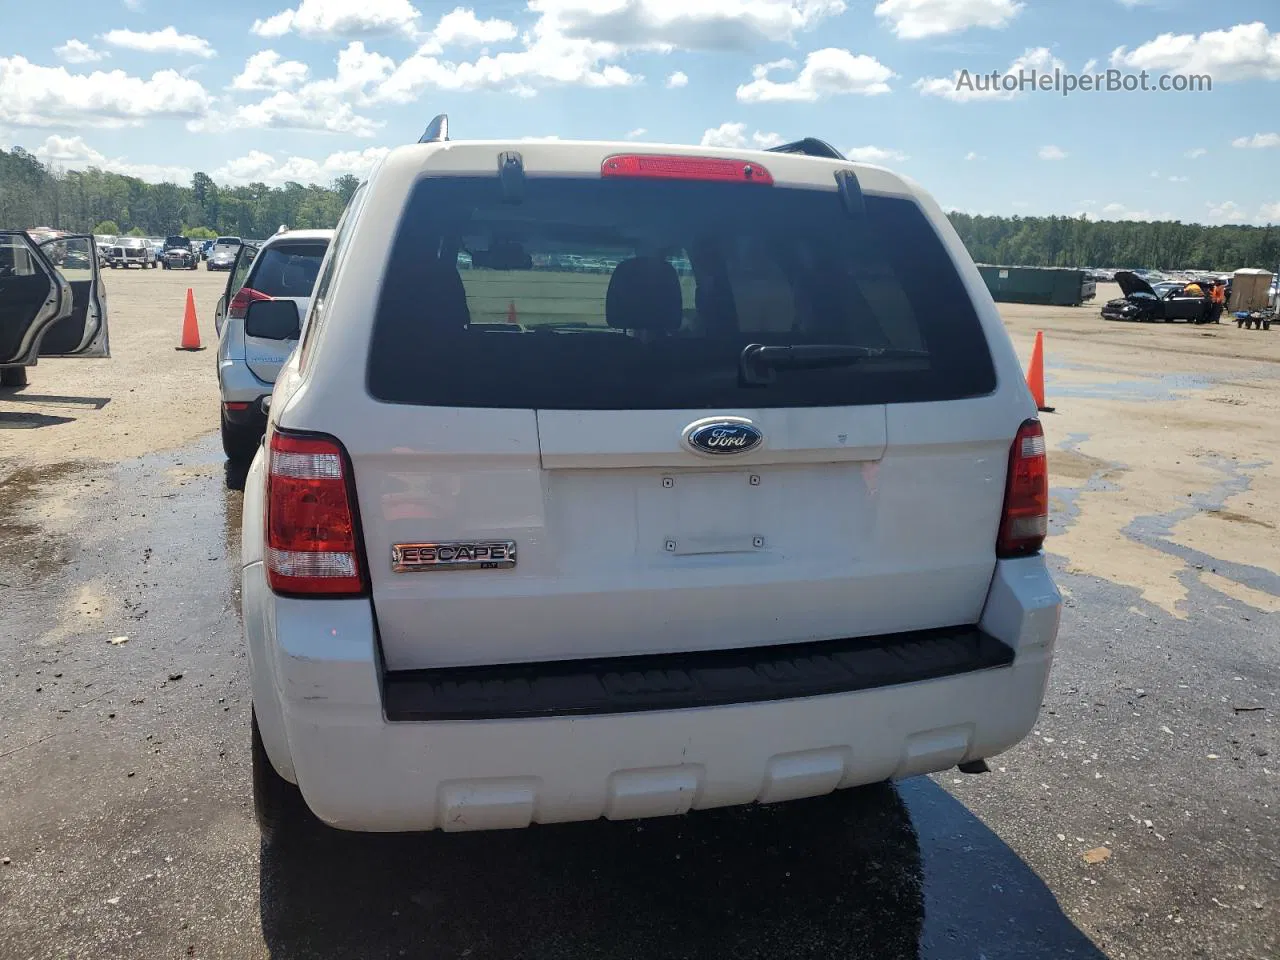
[213,228,332,461]
[241,126,1060,842]
[106,237,157,269]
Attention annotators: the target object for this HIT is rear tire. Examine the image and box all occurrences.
[252,711,311,845]
[221,410,262,464]
[1,367,28,388]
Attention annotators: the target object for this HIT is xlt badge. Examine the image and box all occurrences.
[392,541,517,572]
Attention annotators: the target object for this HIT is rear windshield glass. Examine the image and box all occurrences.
[247,241,328,297]
[215,237,241,247]
[367,177,995,409]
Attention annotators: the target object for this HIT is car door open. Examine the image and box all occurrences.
[37,235,110,358]
[1,231,64,367]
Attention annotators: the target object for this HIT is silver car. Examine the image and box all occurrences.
[214,228,332,461]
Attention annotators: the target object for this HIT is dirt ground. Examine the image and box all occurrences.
[1001,283,1280,618]
[0,266,229,463]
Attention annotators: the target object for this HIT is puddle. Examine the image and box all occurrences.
[1043,372,1215,403]
[0,461,94,580]
[1123,456,1280,599]
[1048,433,1123,537]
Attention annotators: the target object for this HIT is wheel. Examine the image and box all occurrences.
[252,710,311,844]
[162,262,170,270]
[1,366,28,388]
[110,262,118,269]
[221,409,262,463]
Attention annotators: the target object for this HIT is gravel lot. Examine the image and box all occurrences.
[1,269,1277,959]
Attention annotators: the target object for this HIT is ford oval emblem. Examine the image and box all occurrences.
[684,418,763,456]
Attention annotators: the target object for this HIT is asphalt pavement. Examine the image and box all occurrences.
[1,433,1276,960]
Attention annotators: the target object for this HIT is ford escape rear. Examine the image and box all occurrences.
[240,128,1060,838]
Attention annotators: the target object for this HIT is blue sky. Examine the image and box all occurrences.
[2,0,1278,224]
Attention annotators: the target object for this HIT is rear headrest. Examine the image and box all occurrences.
[606,257,682,333]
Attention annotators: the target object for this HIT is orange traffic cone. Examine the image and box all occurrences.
[507,301,519,324]
[176,288,204,351]
[1026,330,1053,413]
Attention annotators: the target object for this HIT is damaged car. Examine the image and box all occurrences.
[162,235,198,270]
[1101,271,1210,323]
[0,231,110,388]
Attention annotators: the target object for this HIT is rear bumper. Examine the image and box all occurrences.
[244,556,1060,832]
[219,357,272,407]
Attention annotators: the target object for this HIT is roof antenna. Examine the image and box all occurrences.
[419,114,449,144]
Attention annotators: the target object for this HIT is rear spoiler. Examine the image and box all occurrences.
[765,138,847,161]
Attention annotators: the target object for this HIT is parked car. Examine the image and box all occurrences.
[201,240,214,261]
[106,237,158,269]
[215,228,332,460]
[162,236,199,270]
[0,231,110,387]
[207,236,243,271]
[1101,271,1210,322]
[238,124,1060,845]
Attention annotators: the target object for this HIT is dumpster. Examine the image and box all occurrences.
[977,265,1094,306]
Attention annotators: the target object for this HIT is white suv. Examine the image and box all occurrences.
[241,127,1060,841]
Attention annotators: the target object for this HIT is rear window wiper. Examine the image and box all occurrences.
[739,343,929,386]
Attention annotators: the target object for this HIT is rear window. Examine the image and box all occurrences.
[215,237,242,247]
[247,241,328,297]
[367,176,995,410]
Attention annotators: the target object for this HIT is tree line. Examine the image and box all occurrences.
[1,146,360,241]
[3,144,1278,270]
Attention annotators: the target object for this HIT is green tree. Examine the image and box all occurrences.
[94,219,120,235]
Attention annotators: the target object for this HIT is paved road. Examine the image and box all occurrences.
[1,431,1275,960]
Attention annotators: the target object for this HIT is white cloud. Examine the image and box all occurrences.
[207,41,394,134]
[625,127,646,138]
[253,0,421,39]
[1038,144,1066,160]
[1081,57,1097,73]
[1231,132,1280,149]
[420,8,517,53]
[0,56,210,128]
[213,146,390,185]
[376,23,639,99]
[1097,202,1174,222]
[916,46,1064,101]
[1110,21,1280,82]
[1167,175,1188,183]
[1205,200,1245,222]
[874,0,1022,39]
[736,48,893,102]
[1185,147,1207,158]
[122,0,143,10]
[532,0,846,51]
[32,134,192,183]
[964,150,980,160]
[845,145,908,164]
[54,40,105,64]
[1116,0,1149,6]
[101,27,216,58]
[666,70,688,88]
[231,50,311,90]
[699,122,783,149]
[1259,201,1280,222]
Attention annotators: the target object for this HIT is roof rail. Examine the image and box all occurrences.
[764,138,846,161]
[419,114,449,144]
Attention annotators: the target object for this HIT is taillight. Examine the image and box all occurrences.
[266,432,365,596]
[601,154,774,185]
[997,419,1049,558]
[229,287,271,320]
